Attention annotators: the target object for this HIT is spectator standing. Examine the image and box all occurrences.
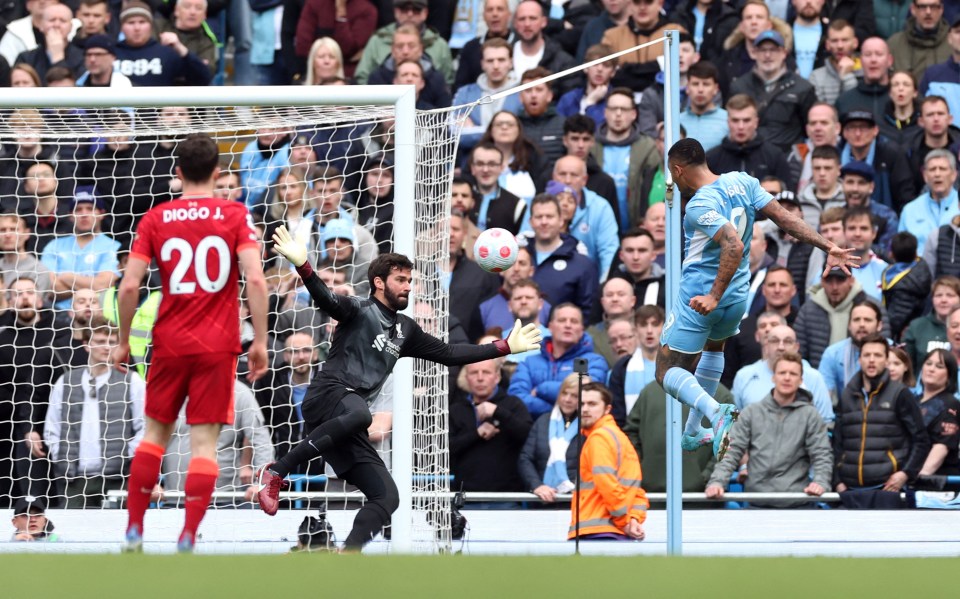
[888,0,951,82]
[914,349,960,477]
[607,228,665,309]
[708,352,833,507]
[668,0,739,62]
[842,206,889,301]
[448,210,502,342]
[454,38,523,150]
[294,0,376,79]
[902,276,960,369]
[731,30,817,153]
[591,89,661,233]
[809,19,861,106]
[569,382,647,541]
[0,0,80,66]
[609,304,663,424]
[839,110,915,212]
[881,232,932,341]
[600,0,686,70]
[919,14,960,119]
[556,44,616,128]
[40,188,120,311]
[834,333,929,492]
[706,94,795,189]
[113,1,212,86]
[818,300,884,401]
[577,0,632,62]
[716,0,787,99]
[517,66,566,163]
[155,0,219,78]
[0,213,52,300]
[881,70,921,146]
[501,279,550,364]
[524,194,599,316]
[508,303,608,418]
[587,277,636,366]
[839,161,899,255]
[734,323,834,422]
[355,0,453,86]
[510,1,575,95]
[798,145,845,229]
[450,358,532,493]
[468,144,526,235]
[76,35,133,87]
[794,267,870,367]
[898,149,960,256]
[518,373,582,503]
[636,34,698,138]
[835,37,893,121]
[367,24,452,109]
[14,3,84,83]
[905,95,960,194]
[788,103,841,194]
[480,248,553,333]
[239,128,292,215]
[44,320,145,508]
[679,60,728,153]
[549,115,620,218]
[924,215,960,279]
[453,0,515,93]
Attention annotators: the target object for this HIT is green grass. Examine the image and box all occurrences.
[0,554,951,598]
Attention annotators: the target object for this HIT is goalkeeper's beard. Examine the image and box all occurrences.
[384,285,409,311]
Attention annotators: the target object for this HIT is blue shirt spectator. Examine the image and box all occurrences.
[897,150,960,256]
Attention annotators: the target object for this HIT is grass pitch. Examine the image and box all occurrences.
[1,554,948,598]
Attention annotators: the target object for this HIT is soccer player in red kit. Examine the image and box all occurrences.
[114,134,269,553]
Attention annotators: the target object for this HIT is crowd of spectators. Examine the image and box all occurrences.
[2,0,960,516]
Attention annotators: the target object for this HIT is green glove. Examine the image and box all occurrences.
[272,225,308,267]
[507,319,542,354]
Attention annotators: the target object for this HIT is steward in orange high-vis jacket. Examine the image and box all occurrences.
[569,383,648,541]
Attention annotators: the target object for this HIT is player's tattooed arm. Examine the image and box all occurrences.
[708,224,744,301]
[760,200,833,252]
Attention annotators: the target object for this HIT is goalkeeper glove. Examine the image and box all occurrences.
[272,225,308,267]
[507,319,542,354]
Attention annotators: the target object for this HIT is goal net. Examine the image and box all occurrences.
[0,86,471,553]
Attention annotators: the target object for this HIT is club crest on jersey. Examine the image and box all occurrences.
[372,333,400,357]
[395,322,404,338]
[697,210,723,226]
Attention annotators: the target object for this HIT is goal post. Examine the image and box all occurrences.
[0,84,470,552]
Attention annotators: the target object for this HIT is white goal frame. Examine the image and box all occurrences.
[0,85,420,552]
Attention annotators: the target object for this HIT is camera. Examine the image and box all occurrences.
[296,510,336,551]
[573,357,589,374]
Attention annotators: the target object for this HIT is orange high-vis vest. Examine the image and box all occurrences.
[569,414,648,539]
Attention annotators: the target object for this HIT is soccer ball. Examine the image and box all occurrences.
[473,228,519,273]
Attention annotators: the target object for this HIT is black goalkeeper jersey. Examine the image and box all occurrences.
[298,266,507,409]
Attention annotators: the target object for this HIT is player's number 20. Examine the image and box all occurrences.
[160,236,231,294]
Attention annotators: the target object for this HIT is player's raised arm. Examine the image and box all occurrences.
[271,225,358,322]
[759,200,860,275]
[401,318,542,366]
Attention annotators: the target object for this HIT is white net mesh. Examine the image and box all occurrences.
[0,98,471,552]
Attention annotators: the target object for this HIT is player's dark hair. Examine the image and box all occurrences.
[634,304,664,326]
[859,332,888,355]
[842,206,875,229]
[581,381,613,406]
[368,253,414,290]
[921,348,959,394]
[890,232,918,263]
[667,138,706,166]
[177,134,220,183]
[852,300,883,326]
[687,60,719,83]
[563,114,597,136]
[811,144,841,163]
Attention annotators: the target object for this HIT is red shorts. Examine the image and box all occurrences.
[145,352,238,425]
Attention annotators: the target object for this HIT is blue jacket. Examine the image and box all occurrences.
[569,188,619,281]
[527,233,599,320]
[239,139,291,212]
[555,87,606,127]
[508,335,609,418]
[920,56,960,124]
[898,188,960,256]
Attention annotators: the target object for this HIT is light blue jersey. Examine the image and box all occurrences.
[662,172,773,353]
[679,172,773,307]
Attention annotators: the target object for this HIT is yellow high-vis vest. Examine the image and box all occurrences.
[101,286,161,378]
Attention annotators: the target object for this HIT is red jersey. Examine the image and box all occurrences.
[130,197,259,358]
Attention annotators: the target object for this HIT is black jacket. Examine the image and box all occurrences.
[835,371,930,488]
[450,253,502,342]
[537,36,578,95]
[835,80,889,124]
[668,0,739,62]
[15,43,85,83]
[881,258,932,341]
[905,125,960,195]
[706,135,795,190]
[367,55,452,108]
[469,185,526,235]
[518,107,566,163]
[730,70,818,153]
[449,388,533,492]
[839,137,916,213]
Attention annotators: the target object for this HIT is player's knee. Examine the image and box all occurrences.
[382,478,400,514]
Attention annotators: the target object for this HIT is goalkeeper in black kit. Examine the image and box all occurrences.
[259,226,542,550]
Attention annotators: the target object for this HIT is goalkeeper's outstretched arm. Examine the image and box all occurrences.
[400,319,543,366]
[273,225,359,323]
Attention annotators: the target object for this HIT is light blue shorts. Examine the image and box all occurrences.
[660,298,746,354]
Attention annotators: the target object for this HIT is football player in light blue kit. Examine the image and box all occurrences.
[656,139,860,459]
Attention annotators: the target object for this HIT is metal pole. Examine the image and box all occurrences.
[390,86,418,553]
[574,370,585,554]
[662,29,684,557]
